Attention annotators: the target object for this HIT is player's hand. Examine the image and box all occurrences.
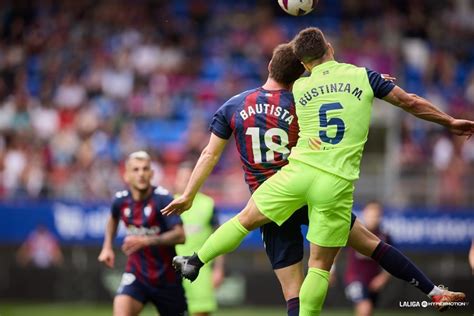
[381,74,397,82]
[122,235,149,256]
[448,119,474,138]
[98,248,115,268]
[160,195,194,216]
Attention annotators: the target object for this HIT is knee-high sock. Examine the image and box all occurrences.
[197,216,249,264]
[299,268,329,316]
[371,241,435,295]
[286,297,299,316]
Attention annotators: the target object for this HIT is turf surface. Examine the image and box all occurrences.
[0,302,471,316]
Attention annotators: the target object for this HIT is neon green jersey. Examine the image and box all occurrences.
[291,60,395,180]
[175,192,217,256]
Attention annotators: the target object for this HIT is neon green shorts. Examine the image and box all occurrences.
[253,160,354,247]
[182,264,217,314]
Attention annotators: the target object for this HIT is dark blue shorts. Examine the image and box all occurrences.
[345,281,379,305]
[117,273,187,315]
[260,208,356,269]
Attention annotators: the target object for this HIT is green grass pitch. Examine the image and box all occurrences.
[0,303,471,316]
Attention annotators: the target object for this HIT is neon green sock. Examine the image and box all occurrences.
[299,267,330,316]
[197,216,249,264]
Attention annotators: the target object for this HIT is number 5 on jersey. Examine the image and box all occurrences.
[246,127,290,163]
[319,102,345,145]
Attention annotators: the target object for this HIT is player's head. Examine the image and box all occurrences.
[124,151,154,192]
[268,43,305,87]
[174,161,194,193]
[362,200,383,232]
[292,27,334,72]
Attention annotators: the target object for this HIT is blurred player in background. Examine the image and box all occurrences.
[163,43,465,315]
[165,26,471,315]
[469,239,474,275]
[175,161,225,316]
[16,224,63,269]
[344,202,391,316]
[98,151,187,316]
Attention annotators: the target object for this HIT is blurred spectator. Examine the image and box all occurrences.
[470,239,474,275]
[0,0,471,207]
[16,225,63,268]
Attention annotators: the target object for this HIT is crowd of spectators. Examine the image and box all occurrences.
[0,0,472,207]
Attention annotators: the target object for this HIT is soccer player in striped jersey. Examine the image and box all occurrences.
[98,151,187,316]
[163,42,467,315]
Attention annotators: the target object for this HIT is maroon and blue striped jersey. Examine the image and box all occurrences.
[210,87,299,192]
[111,186,182,286]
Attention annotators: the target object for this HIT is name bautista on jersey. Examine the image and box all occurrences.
[240,103,295,125]
[299,82,363,106]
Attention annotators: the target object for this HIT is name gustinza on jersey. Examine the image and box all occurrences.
[299,82,364,106]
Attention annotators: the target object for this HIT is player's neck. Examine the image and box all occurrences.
[262,77,290,91]
[130,186,152,201]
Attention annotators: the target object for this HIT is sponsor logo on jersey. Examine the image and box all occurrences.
[127,225,161,236]
[144,205,152,217]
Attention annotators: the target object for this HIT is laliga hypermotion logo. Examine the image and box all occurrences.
[399,300,469,308]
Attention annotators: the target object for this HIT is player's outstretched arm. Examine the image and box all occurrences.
[98,215,119,268]
[121,225,186,256]
[161,133,228,216]
[383,86,474,137]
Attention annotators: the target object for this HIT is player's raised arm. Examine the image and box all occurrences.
[161,133,228,216]
[98,214,119,268]
[383,86,474,137]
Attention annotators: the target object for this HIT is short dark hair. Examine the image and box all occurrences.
[292,27,328,63]
[269,43,305,86]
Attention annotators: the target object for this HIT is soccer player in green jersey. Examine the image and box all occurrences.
[164,28,472,315]
[174,162,225,316]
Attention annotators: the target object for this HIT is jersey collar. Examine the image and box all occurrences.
[310,60,338,74]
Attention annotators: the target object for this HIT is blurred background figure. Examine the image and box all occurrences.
[174,161,225,316]
[16,224,63,269]
[98,151,187,316]
[344,202,391,316]
[469,239,474,275]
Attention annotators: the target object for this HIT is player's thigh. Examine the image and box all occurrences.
[113,295,144,316]
[306,169,354,247]
[260,207,307,270]
[151,283,188,316]
[253,161,312,226]
[114,273,147,316]
[183,265,217,315]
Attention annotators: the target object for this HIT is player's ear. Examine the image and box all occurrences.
[123,170,130,184]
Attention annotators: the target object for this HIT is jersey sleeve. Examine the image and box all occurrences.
[209,98,236,139]
[366,69,395,99]
[110,198,121,219]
